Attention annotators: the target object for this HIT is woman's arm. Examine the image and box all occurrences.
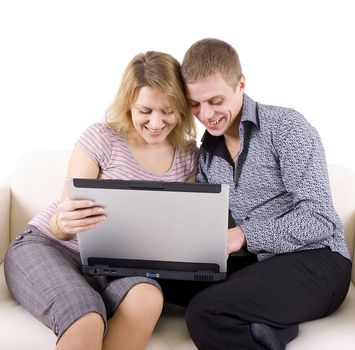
[49,145,106,240]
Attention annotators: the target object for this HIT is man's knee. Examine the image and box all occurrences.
[185,288,217,334]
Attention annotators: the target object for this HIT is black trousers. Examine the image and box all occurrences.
[160,248,351,350]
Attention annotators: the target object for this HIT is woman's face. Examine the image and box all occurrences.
[130,86,178,145]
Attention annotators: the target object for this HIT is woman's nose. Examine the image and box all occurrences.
[148,113,164,129]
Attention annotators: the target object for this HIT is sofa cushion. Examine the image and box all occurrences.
[2,262,355,349]
[288,284,355,349]
[0,263,197,350]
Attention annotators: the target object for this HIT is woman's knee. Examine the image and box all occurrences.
[51,287,107,338]
[57,312,104,348]
[67,311,104,331]
[119,283,163,318]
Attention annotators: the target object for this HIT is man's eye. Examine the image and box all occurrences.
[210,99,223,105]
[189,101,199,108]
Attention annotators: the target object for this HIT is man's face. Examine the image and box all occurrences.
[186,73,245,137]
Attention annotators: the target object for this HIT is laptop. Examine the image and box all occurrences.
[67,178,229,282]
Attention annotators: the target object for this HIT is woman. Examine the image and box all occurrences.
[5,51,198,350]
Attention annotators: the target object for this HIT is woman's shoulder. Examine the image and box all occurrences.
[185,141,200,157]
[173,142,199,179]
[85,121,116,134]
[175,141,200,163]
[81,122,125,142]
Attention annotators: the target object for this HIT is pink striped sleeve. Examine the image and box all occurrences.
[76,123,113,170]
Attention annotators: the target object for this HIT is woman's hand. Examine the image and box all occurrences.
[52,199,106,240]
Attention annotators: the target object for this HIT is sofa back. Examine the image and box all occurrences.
[10,150,70,239]
[8,151,355,283]
[327,164,355,281]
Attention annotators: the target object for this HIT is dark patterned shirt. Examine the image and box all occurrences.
[197,94,350,261]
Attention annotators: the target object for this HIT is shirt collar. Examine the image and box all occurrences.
[200,93,259,151]
[241,93,259,126]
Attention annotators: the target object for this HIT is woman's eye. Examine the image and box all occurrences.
[140,110,151,114]
[163,109,174,115]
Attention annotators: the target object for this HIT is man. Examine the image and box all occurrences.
[181,38,351,350]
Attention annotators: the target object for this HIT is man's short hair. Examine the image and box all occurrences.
[182,38,243,89]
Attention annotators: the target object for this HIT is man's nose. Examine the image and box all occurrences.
[197,104,214,122]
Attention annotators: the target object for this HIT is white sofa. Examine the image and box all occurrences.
[1,150,355,349]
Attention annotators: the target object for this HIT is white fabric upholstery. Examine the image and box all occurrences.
[0,150,354,349]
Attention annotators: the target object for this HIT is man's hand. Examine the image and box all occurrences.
[227,226,246,254]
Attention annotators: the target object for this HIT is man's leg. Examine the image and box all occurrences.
[185,248,351,350]
[159,253,258,307]
[249,322,298,350]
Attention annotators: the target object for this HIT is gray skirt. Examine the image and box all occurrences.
[4,225,161,340]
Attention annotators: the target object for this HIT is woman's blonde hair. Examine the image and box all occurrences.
[105,51,196,150]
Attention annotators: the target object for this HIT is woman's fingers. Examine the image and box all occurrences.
[56,199,106,235]
[62,215,106,235]
[59,199,96,211]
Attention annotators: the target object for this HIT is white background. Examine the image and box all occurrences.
[1,0,354,175]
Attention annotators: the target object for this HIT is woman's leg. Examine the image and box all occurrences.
[4,226,108,349]
[56,312,104,350]
[102,283,163,350]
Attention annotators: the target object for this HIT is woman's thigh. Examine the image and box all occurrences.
[4,225,107,338]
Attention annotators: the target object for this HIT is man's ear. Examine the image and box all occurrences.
[238,76,246,91]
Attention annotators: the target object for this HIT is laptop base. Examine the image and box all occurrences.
[83,258,226,282]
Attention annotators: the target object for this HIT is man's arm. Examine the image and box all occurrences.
[240,110,341,255]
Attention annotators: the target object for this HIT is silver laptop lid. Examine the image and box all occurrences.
[67,179,229,280]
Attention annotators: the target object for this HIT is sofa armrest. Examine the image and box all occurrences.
[0,177,11,263]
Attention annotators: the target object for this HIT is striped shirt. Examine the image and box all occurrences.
[29,122,199,251]
[197,94,350,261]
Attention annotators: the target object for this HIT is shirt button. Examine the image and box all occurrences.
[15,234,23,240]
[24,229,32,234]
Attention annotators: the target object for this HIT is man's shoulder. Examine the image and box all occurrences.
[242,94,304,129]
[257,101,298,121]
[256,100,309,132]
[254,100,320,154]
